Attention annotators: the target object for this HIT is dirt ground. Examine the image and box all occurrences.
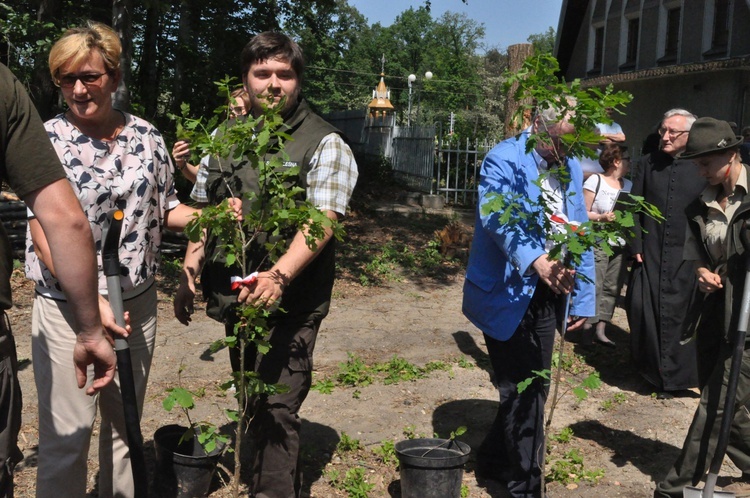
[4,205,739,498]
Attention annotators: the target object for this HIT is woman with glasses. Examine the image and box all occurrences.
[24,22,198,498]
[583,142,632,347]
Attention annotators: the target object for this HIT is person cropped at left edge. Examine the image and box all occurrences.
[463,103,595,498]
[23,21,199,498]
[0,62,116,498]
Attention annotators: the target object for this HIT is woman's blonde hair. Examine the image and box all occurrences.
[49,21,121,83]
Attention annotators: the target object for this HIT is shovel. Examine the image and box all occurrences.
[102,210,148,497]
[683,224,750,498]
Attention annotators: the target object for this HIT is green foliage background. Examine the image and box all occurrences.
[1,0,556,144]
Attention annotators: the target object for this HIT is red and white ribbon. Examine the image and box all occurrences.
[230,272,259,291]
[549,213,579,232]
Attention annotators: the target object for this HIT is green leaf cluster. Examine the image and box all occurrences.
[162,385,230,454]
[503,53,633,160]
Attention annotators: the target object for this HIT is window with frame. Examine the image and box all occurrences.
[592,26,604,72]
[711,0,729,50]
[625,17,640,64]
[664,7,681,58]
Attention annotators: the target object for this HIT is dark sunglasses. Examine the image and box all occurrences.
[56,72,108,88]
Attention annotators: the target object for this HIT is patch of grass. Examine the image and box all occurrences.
[600,392,628,411]
[337,432,363,453]
[546,448,604,485]
[333,354,459,392]
[336,354,374,388]
[549,427,574,444]
[373,439,398,466]
[374,356,425,384]
[424,360,451,372]
[311,376,335,394]
[336,467,374,498]
[456,356,474,369]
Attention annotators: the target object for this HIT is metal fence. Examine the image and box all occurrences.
[387,125,497,206]
[434,134,498,206]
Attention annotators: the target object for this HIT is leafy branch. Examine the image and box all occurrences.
[162,364,231,455]
[503,53,632,162]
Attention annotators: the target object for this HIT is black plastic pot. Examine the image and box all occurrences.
[395,438,471,498]
[153,424,224,498]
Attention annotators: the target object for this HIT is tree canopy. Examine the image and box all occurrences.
[1,0,553,142]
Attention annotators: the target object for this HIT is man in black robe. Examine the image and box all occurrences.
[628,108,706,396]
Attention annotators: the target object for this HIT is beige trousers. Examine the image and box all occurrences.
[32,285,156,498]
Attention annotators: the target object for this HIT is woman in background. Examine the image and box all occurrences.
[171,87,250,189]
[582,142,632,347]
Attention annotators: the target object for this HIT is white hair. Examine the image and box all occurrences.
[663,108,697,129]
[534,97,577,125]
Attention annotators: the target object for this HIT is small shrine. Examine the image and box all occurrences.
[367,73,394,122]
[367,54,394,124]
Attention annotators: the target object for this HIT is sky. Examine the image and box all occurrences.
[346,0,565,52]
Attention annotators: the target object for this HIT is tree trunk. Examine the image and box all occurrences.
[113,0,133,111]
[172,0,194,114]
[32,0,61,119]
[504,43,534,137]
[138,1,160,119]
[89,0,112,24]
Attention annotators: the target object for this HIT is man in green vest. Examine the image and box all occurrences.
[174,32,358,497]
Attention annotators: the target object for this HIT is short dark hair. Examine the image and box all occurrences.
[598,142,628,171]
[240,31,305,79]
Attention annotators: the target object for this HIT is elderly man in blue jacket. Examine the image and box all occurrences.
[463,105,595,498]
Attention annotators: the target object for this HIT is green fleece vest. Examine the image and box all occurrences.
[202,99,341,323]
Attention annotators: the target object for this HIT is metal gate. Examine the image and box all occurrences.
[386,123,498,206]
[434,134,498,206]
[390,125,436,193]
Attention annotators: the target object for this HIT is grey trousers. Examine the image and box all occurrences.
[654,340,750,497]
[587,245,627,324]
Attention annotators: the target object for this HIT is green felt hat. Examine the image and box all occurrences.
[678,117,743,159]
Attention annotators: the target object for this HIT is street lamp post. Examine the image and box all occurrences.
[407,71,432,126]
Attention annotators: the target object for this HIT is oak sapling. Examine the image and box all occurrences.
[168,77,343,497]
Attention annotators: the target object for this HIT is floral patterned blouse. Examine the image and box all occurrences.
[25,112,181,297]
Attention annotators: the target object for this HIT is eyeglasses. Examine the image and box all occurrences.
[56,72,108,88]
[658,127,689,139]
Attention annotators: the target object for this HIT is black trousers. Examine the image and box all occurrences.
[225,316,319,498]
[0,312,22,498]
[478,284,560,498]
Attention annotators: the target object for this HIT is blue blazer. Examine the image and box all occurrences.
[462,131,596,341]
